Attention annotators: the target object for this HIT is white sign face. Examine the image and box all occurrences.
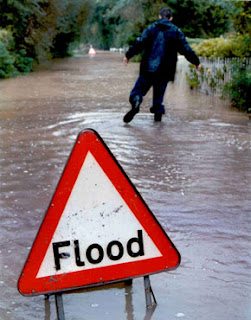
[36,152,162,278]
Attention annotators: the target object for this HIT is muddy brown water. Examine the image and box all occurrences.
[0,52,250,320]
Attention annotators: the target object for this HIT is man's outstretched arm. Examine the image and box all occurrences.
[177,29,201,69]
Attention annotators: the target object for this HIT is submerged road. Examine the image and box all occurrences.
[0,52,250,320]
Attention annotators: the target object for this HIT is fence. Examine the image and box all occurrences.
[186,57,251,96]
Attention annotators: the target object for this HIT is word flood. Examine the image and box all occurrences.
[53,230,145,271]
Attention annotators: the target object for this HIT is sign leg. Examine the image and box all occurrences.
[44,294,51,320]
[144,276,157,309]
[55,293,66,320]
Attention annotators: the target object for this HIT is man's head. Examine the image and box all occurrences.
[159,8,173,20]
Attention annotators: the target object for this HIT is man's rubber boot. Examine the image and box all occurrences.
[150,104,164,122]
[154,113,162,122]
[123,97,141,123]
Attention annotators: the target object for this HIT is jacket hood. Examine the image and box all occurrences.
[155,18,173,30]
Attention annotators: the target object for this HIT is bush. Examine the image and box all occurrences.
[187,32,251,112]
[186,58,251,113]
[223,61,251,113]
[187,38,206,46]
[0,29,14,47]
[0,41,17,78]
[14,49,34,73]
[0,29,34,78]
[186,64,201,90]
[192,34,251,58]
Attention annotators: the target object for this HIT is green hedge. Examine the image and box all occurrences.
[191,34,251,58]
[0,29,33,79]
[187,38,206,46]
[186,59,251,113]
[223,61,251,113]
[186,33,250,113]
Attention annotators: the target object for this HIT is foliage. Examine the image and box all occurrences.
[186,58,251,113]
[82,0,148,49]
[0,28,33,78]
[186,62,224,93]
[84,0,232,50]
[0,39,17,78]
[0,43,34,78]
[14,49,34,73]
[0,29,14,47]
[223,60,251,113]
[0,0,92,77]
[191,1,251,59]
[185,1,251,112]
[187,38,205,45]
[192,34,251,58]
[0,0,249,81]
[186,64,201,90]
[0,0,92,62]
[167,0,231,38]
[231,0,251,36]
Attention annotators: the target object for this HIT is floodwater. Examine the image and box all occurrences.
[0,51,250,320]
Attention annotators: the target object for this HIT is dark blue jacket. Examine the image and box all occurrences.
[125,19,200,81]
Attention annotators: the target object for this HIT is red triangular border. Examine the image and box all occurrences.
[18,129,180,296]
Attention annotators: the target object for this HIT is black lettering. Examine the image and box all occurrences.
[127,230,144,257]
[107,241,124,261]
[52,241,70,270]
[74,240,85,267]
[86,243,104,264]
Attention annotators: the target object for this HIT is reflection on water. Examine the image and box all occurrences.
[0,52,250,320]
[43,281,156,320]
[125,284,134,320]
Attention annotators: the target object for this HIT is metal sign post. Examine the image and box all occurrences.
[55,293,65,320]
[144,276,157,309]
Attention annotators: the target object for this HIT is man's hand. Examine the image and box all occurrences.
[124,57,130,66]
[196,64,201,71]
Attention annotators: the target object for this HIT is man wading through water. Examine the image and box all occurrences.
[123,8,201,123]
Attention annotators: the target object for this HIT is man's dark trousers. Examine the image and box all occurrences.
[130,71,169,114]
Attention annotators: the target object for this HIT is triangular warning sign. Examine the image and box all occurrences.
[18,129,180,296]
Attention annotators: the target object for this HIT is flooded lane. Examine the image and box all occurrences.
[0,52,250,320]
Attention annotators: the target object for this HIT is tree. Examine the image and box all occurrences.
[0,0,92,62]
[167,0,230,38]
[84,0,232,50]
[231,0,251,36]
